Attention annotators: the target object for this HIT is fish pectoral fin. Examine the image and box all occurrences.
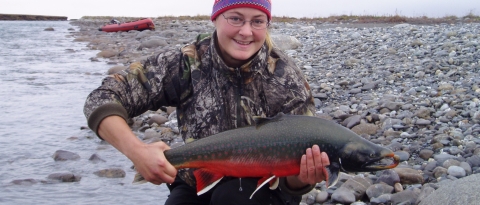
[250,175,277,199]
[325,164,340,188]
[193,169,224,196]
[269,177,279,190]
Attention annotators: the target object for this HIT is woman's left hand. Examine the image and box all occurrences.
[286,145,330,189]
[298,144,330,184]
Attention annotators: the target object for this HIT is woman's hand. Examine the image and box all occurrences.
[286,145,330,189]
[129,141,177,185]
[98,116,177,185]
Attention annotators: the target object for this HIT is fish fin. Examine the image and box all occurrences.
[132,173,147,184]
[325,164,340,188]
[269,177,279,190]
[253,112,285,129]
[250,175,276,199]
[193,169,224,196]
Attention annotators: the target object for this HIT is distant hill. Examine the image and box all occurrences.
[0,14,67,21]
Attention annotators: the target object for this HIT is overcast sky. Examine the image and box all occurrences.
[1,0,478,20]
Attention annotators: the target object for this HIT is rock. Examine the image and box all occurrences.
[107,65,127,74]
[96,50,117,58]
[331,175,371,203]
[148,114,169,125]
[351,122,379,135]
[419,149,434,160]
[416,185,435,204]
[315,191,329,203]
[375,169,400,186]
[10,178,38,185]
[93,168,126,178]
[271,34,302,50]
[366,183,394,199]
[390,189,420,205]
[447,166,466,178]
[138,38,168,50]
[44,27,55,31]
[47,172,81,182]
[420,174,480,205]
[88,153,106,163]
[53,150,80,161]
[394,168,424,184]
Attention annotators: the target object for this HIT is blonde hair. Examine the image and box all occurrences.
[265,31,273,54]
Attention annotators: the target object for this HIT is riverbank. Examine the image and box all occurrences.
[68,17,480,205]
[0,14,68,21]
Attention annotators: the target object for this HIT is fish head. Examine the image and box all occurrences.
[337,139,400,172]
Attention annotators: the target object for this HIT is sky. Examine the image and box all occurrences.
[1,0,479,20]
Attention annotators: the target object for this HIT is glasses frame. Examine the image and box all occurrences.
[221,14,270,30]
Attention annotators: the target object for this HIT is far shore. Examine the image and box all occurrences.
[0,14,67,21]
[76,13,480,25]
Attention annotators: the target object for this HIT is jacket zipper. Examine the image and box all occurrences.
[235,67,243,128]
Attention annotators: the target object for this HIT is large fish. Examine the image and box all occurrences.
[134,113,399,198]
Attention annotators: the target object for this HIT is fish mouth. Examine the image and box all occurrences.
[363,154,400,170]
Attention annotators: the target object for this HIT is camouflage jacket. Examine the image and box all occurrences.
[84,32,315,141]
[84,32,316,195]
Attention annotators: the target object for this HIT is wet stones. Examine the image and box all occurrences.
[53,150,80,161]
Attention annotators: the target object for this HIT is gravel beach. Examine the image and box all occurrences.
[69,17,480,205]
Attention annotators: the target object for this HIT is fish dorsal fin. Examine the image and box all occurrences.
[193,169,224,195]
[325,163,340,188]
[253,112,285,129]
[250,175,277,199]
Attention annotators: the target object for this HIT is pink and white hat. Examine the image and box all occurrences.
[211,0,272,21]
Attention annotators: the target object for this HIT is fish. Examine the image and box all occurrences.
[134,112,399,198]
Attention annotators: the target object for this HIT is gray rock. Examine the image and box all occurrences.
[394,168,424,184]
[48,172,81,182]
[53,150,80,161]
[93,168,126,178]
[447,166,466,178]
[271,34,302,50]
[366,183,394,199]
[375,169,400,186]
[420,174,480,205]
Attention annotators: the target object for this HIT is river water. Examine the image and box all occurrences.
[0,21,168,204]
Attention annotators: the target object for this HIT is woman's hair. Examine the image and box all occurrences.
[265,31,273,54]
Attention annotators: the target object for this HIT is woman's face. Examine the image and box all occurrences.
[214,8,269,67]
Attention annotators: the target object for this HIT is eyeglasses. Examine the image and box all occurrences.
[221,14,270,30]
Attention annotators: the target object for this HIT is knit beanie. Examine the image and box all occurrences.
[211,0,272,21]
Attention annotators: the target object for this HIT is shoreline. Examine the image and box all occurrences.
[0,14,68,21]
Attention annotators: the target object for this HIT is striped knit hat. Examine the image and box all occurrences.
[211,0,272,21]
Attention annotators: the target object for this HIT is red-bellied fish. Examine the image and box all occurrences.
[134,113,400,198]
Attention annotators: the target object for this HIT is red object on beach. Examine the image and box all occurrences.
[99,18,155,32]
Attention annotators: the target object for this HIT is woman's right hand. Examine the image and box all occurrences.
[129,141,177,185]
[98,116,177,185]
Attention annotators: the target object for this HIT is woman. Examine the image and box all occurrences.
[84,0,330,204]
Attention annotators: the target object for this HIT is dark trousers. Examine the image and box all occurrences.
[165,177,301,205]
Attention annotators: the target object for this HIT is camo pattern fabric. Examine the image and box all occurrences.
[84,31,316,186]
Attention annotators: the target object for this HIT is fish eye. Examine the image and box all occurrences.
[369,153,376,158]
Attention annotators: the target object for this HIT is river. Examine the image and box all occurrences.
[0,21,168,204]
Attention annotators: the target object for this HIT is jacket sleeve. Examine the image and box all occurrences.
[83,48,184,137]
